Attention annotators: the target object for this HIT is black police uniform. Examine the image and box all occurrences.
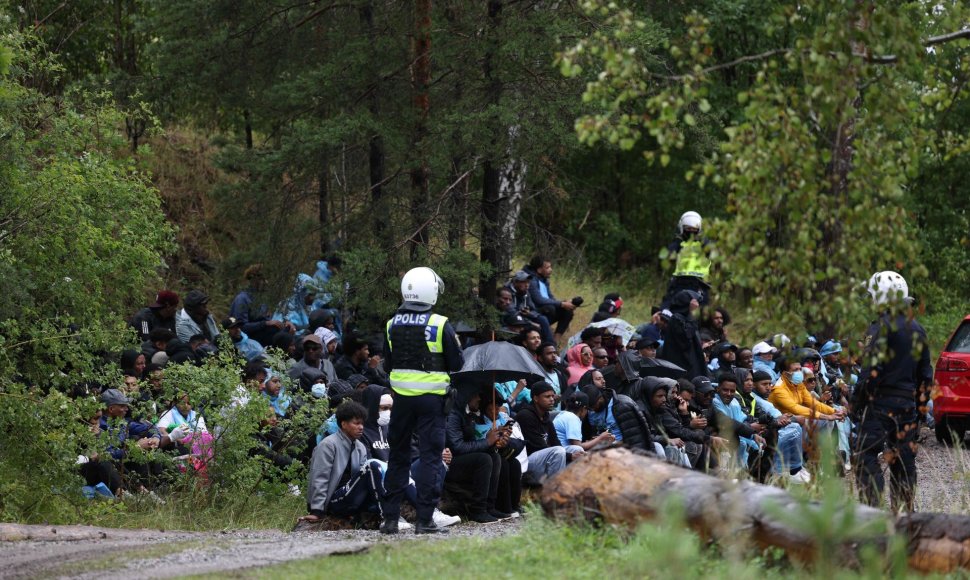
[854,311,933,511]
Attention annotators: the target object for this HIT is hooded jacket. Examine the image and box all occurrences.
[658,290,708,380]
[445,391,495,456]
[565,344,593,385]
[597,387,654,453]
[175,308,221,344]
[522,264,560,310]
[359,385,390,461]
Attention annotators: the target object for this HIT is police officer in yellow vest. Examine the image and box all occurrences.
[379,267,463,535]
[662,211,713,308]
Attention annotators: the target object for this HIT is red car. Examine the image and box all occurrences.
[933,314,970,444]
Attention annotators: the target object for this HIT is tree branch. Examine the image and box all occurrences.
[653,26,970,79]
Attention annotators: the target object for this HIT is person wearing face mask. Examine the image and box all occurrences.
[768,357,845,425]
[361,386,393,462]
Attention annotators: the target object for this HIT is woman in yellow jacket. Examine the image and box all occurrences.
[768,358,846,424]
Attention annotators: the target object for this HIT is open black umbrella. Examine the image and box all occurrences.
[450,341,546,426]
[639,357,687,380]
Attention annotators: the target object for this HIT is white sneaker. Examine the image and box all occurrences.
[398,517,413,531]
[786,472,806,485]
[843,461,852,472]
[432,508,461,528]
[796,468,812,483]
[510,511,521,519]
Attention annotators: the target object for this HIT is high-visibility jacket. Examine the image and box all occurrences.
[672,239,711,279]
[385,312,450,396]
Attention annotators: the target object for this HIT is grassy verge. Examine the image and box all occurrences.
[88,490,305,532]
[204,507,927,580]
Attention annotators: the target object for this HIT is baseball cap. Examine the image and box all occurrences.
[183,290,209,308]
[503,312,529,327]
[691,376,714,394]
[512,270,532,282]
[101,388,130,406]
[149,290,179,309]
[752,341,778,356]
[222,316,244,330]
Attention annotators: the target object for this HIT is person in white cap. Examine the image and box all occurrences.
[853,271,933,512]
[751,341,780,383]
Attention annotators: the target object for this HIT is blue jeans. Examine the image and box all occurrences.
[773,422,803,474]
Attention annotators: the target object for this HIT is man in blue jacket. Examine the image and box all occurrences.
[523,256,579,343]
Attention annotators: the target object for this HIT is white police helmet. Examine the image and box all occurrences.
[867,271,910,306]
[678,211,702,235]
[401,267,444,306]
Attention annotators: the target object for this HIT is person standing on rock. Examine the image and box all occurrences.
[853,271,933,512]
[379,267,463,535]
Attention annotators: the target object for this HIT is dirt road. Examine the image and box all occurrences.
[3,429,969,579]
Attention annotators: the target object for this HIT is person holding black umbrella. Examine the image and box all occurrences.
[379,267,463,535]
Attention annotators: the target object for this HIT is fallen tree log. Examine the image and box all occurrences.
[540,447,970,573]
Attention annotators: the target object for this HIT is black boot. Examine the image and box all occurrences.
[380,518,399,535]
[415,519,449,534]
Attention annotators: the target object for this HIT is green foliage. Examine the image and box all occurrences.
[561,0,970,337]
[331,246,492,337]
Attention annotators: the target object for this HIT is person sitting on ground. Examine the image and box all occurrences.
[580,326,604,351]
[130,290,179,342]
[736,346,754,370]
[157,392,209,436]
[597,293,623,318]
[517,328,542,359]
[175,290,221,345]
[636,329,661,360]
[591,347,610,369]
[517,382,582,483]
[749,370,809,484]
[564,343,594,386]
[288,334,337,386]
[445,389,521,522]
[120,349,147,380]
[578,368,607,390]
[99,388,173,491]
[505,270,554,343]
[752,341,781,383]
[352,385,391,464]
[536,342,570,410]
[334,334,389,387]
[303,401,390,524]
[709,341,738,374]
[768,356,845,425]
[639,377,691,467]
[701,306,731,343]
[554,391,615,451]
[78,408,123,497]
[261,370,294,419]
[222,316,265,362]
[141,328,176,366]
[495,378,530,415]
[660,379,722,471]
[523,256,579,343]
[581,385,655,454]
[711,373,765,469]
[229,264,294,346]
[274,273,317,335]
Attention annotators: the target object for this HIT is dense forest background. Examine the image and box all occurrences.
[2,0,969,370]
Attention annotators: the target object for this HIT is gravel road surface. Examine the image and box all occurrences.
[3,428,969,579]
